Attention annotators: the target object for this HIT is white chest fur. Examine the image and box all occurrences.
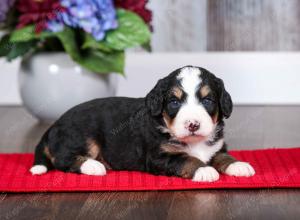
[183,139,224,164]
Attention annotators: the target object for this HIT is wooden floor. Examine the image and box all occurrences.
[0,106,299,220]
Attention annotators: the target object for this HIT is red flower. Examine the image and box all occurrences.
[114,0,152,26]
[16,0,65,33]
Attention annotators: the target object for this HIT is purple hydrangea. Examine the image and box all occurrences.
[0,0,16,23]
[48,0,118,41]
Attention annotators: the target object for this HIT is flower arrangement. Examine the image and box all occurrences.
[0,0,151,74]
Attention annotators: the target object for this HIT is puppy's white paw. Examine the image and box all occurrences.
[192,166,220,182]
[80,159,106,176]
[30,165,48,175]
[225,161,255,177]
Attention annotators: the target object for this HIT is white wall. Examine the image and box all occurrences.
[122,52,300,105]
[1,52,300,105]
[0,59,22,105]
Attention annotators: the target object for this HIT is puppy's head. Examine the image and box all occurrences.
[146,66,232,144]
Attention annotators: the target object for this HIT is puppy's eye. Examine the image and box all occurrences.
[168,100,181,109]
[202,98,215,107]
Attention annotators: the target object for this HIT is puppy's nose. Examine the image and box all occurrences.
[188,122,200,132]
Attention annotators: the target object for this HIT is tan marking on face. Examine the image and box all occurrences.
[44,146,55,163]
[180,157,203,179]
[172,87,183,99]
[200,85,211,98]
[212,112,219,124]
[162,111,173,130]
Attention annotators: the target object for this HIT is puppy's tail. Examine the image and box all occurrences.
[30,131,53,175]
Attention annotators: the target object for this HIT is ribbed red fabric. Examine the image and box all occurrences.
[0,148,299,192]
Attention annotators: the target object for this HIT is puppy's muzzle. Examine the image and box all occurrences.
[185,120,200,133]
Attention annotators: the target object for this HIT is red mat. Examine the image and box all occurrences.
[0,148,300,192]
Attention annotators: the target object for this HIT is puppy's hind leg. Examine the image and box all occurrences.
[30,141,53,175]
[78,138,107,176]
[36,135,107,176]
[54,154,107,176]
[55,155,107,176]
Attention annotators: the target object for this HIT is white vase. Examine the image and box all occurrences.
[19,52,118,123]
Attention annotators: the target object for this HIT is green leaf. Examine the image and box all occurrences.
[83,9,151,51]
[9,26,36,42]
[141,41,152,52]
[55,27,124,74]
[79,50,125,74]
[55,27,80,60]
[10,25,56,43]
[82,33,113,52]
[6,41,37,61]
[106,9,151,50]
[0,35,13,57]
[0,34,37,60]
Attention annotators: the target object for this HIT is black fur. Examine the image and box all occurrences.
[199,67,233,119]
[33,66,235,179]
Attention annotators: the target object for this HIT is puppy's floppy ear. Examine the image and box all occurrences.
[216,78,233,119]
[146,78,169,116]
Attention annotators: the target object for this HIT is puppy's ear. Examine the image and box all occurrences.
[216,78,233,119]
[146,78,169,116]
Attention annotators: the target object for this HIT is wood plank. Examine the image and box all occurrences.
[0,190,299,220]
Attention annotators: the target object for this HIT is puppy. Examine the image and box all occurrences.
[30,66,255,182]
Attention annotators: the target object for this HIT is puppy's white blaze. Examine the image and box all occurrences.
[177,66,202,97]
[193,166,219,182]
[30,165,48,175]
[178,67,201,110]
[225,161,255,177]
[80,159,106,176]
[173,66,214,139]
[184,139,224,164]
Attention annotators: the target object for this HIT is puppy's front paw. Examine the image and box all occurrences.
[225,161,255,177]
[192,166,220,182]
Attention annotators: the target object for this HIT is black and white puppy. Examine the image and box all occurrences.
[30,66,255,182]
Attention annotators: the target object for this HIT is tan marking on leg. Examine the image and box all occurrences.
[200,85,211,98]
[87,139,100,159]
[87,139,112,170]
[180,157,204,179]
[71,155,103,173]
[44,146,55,163]
[210,152,237,173]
